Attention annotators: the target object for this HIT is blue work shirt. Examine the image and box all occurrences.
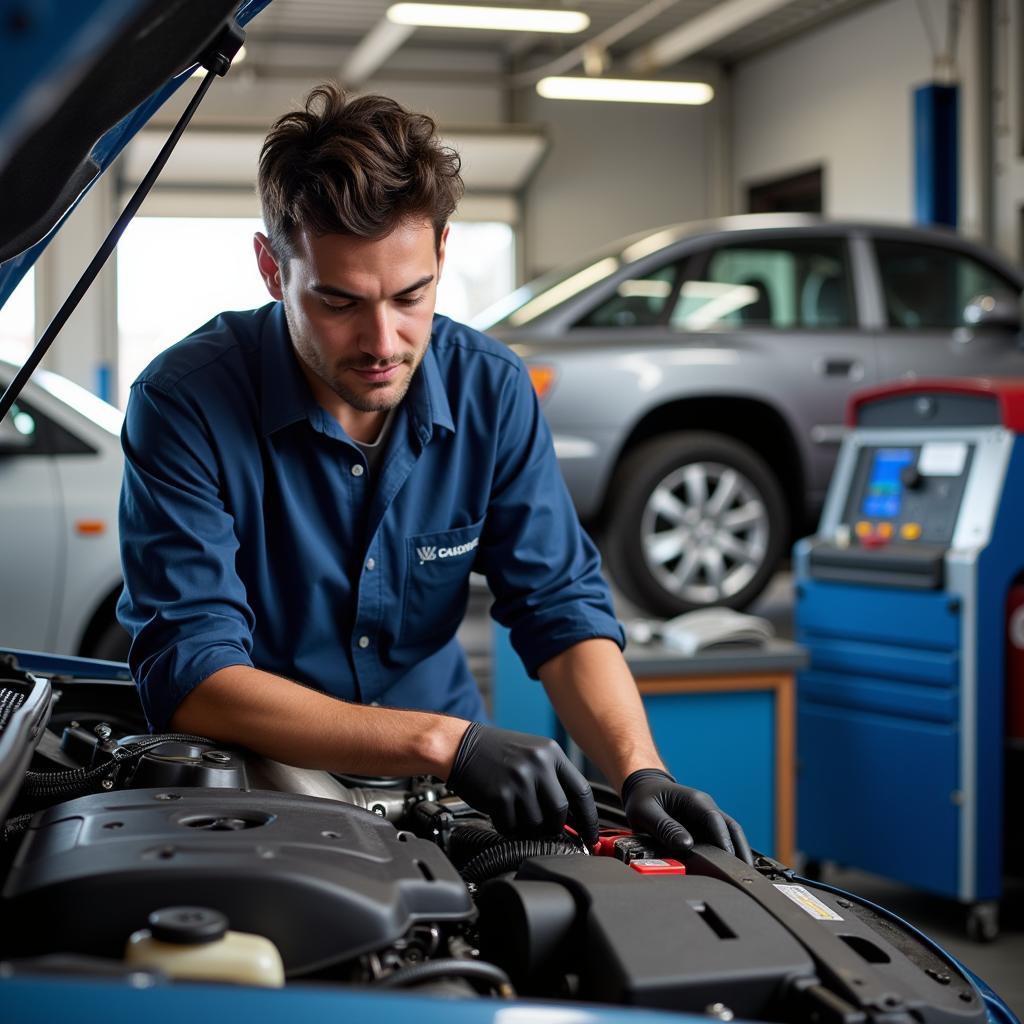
[117,303,624,731]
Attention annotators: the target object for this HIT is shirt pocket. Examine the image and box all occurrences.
[401,518,485,648]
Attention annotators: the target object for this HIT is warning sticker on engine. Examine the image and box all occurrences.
[774,884,843,921]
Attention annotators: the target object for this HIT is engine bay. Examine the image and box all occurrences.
[0,656,994,1023]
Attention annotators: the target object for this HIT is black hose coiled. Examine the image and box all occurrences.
[21,732,214,806]
[2,813,32,844]
[446,823,504,869]
[376,957,513,995]
[461,838,578,884]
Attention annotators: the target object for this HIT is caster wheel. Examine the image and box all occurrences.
[966,902,999,943]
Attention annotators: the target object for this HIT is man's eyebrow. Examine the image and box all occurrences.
[311,275,435,301]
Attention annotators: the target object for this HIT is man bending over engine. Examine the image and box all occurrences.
[118,84,751,863]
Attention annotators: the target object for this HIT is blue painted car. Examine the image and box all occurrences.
[0,5,1018,1024]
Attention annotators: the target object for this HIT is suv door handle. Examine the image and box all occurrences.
[816,357,863,380]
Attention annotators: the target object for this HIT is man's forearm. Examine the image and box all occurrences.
[538,638,664,790]
[170,665,470,777]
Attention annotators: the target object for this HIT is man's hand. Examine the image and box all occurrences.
[622,768,753,864]
[446,723,600,846]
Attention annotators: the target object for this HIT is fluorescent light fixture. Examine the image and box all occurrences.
[536,77,714,104]
[387,4,589,33]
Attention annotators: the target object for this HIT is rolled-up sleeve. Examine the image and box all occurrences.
[477,361,624,676]
[117,379,255,730]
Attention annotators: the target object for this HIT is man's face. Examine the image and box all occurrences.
[255,219,446,422]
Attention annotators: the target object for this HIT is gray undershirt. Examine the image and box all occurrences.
[353,407,397,477]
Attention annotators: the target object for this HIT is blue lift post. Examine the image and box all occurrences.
[794,378,1024,940]
[914,83,959,229]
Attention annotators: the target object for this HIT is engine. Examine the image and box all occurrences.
[0,665,995,1024]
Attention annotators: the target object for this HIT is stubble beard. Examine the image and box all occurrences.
[285,304,425,413]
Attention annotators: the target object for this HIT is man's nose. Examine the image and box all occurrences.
[360,304,396,361]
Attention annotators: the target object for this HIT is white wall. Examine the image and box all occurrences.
[993,0,1024,262]
[732,0,986,241]
[516,85,718,277]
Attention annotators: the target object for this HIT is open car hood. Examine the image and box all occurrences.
[0,0,270,311]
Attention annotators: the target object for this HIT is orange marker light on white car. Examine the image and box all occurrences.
[75,520,106,536]
[527,365,557,402]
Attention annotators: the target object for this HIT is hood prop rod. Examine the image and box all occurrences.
[0,20,245,424]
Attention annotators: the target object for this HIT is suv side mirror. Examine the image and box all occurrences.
[963,291,1022,332]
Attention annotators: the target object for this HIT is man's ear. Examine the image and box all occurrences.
[254,232,284,300]
[436,223,450,281]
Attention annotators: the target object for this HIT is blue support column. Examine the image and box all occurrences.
[914,83,959,228]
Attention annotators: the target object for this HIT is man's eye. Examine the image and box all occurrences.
[397,295,424,307]
[322,301,354,314]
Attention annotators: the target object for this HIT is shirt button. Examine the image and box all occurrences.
[366,558,376,571]
[351,464,364,477]
[358,635,371,649]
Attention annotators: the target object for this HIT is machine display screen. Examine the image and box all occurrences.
[862,448,915,518]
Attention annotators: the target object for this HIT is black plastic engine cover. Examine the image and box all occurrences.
[2,788,473,973]
[514,855,815,1016]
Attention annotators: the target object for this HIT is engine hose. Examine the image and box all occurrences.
[376,957,514,995]
[446,824,503,869]
[461,838,578,884]
[2,813,32,844]
[21,732,214,805]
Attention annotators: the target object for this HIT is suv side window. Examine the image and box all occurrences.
[874,240,1020,329]
[671,238,854,330]
[0,400,42,453]
[0,392,93,456]
[576,262,681,328]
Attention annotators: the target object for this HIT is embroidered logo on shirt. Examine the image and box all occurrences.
[416,536,480,565]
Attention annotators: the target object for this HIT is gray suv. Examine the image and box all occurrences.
[483,215,1024,616]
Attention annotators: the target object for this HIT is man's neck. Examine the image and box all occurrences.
[298,361,389,443]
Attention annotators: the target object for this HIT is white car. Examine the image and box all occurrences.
[0,359,126,660]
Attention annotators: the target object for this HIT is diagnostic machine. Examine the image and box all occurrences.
[794,378,1024,940]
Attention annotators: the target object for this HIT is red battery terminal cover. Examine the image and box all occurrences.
[591,828,681,870]
[628,858,687,876]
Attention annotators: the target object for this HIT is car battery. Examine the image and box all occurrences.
[794,378,1024,937]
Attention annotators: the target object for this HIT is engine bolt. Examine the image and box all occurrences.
[94,723,113,741]
[202,750,231,764]
[706,1003,734,1021]
[371,804,387,817]
[101,779,114,790]
[836,898,852,908]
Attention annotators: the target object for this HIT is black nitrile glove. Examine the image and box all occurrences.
[446,723,599,846]
[621,768,753,865]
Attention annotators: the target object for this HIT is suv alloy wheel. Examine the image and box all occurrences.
[603,432,788,616]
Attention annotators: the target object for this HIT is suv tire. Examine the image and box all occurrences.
[603,432,788,616]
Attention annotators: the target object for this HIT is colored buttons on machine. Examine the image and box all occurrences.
[901,522,922,541]
[877,522,894,539]
[855,521,872,538]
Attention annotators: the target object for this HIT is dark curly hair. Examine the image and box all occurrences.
[258,83,463,263]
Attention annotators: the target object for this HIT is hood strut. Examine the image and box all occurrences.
[0,19,245,425]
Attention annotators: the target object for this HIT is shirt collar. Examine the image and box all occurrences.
[409,327,455,444]
[261,302,318,436]
[260,303,456,441]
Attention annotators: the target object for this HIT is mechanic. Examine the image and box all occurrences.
[117,84,752,864]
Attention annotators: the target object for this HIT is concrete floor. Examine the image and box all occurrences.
[458,568,1024,1016]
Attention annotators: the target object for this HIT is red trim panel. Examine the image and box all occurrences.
[847,378,1024,432]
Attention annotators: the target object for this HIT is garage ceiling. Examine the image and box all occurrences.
[243,0,883,82]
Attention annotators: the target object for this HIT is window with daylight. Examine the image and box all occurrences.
[117,217,516,408]
[0,269,36,365]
